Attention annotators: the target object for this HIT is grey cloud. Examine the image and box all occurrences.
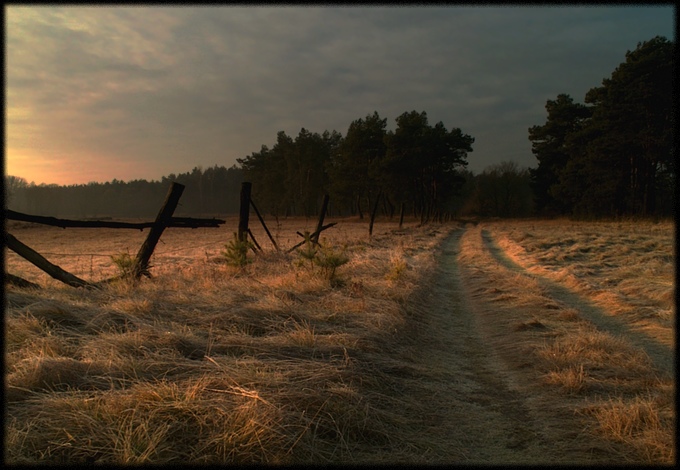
[6,6,674,184]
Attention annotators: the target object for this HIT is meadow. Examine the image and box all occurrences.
[4,216,675,464]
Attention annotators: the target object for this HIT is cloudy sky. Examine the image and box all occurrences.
[6,5,674,186]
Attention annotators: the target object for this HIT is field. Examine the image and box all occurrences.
[4,216,675,464]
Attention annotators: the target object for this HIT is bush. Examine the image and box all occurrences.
[295,233,349,285]
[222,233,254,268]
[110,251,136,277]
[314,243,349,282]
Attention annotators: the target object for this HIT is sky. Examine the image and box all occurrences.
[5,5,675,186]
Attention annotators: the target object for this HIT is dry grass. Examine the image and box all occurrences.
[456,220,675,464]
[4,216,674,463]
[580,392,675,463]
[492,219,675,345]
[5,216,449,464]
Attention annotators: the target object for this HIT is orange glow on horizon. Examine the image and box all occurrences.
[5,152,146,187]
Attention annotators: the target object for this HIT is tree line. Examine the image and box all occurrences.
[237,110,475,221]
[529,36,674,218]
[5,36,672,221]
[6,166,244,219]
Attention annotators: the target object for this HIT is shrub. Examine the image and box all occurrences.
[222,233,254,268]
[295,233,349,285]
[314,243,349,282]
[110,251,136,277]
[296,232,318,271]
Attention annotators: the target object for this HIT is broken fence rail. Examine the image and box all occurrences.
[6,209,225,229]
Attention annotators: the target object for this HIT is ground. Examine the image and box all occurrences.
[4,217,675,464]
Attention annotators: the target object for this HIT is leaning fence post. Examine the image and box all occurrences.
[132,182,185,279]
[238,182,252,243]
[398,202,405,229]
[313,194,330,244]
[250,198,279,251]
[369,190,382,237]
[5,233,94,288]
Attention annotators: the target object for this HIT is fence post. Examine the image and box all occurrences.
[369,190,382,237]
[313,194,330,244]
[132,182,185,279]
[398,202,405,229]
[238,182,252,243]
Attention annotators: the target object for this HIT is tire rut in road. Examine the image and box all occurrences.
[480,229,674,378]
[400,226,569,463]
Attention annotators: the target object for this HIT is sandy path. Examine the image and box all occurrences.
[397,226,594,464]
[402,230,576,463]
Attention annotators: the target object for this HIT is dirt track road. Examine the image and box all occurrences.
[398,223,671,464]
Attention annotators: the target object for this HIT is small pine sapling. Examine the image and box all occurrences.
[222,232,254,268]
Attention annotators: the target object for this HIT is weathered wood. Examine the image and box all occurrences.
[238,182,252,243]
[247,228,262,252]
[313,194,330,243]
[5,209,224,229]
[166,217,225,228]
[132,182,185,279]
[5,272,41,289]
[369,190,382,237]
[399,202,405,229]
[287,222,337,253]
[250,199,279,251]
[5,233,94,288]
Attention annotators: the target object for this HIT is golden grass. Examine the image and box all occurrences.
[5,216,450,464]
[578,386,676,463]
[4,216,674,463]
[492,219,675,343]
[455,220,675,464]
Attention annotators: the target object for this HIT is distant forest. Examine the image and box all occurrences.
[5,36,673,220]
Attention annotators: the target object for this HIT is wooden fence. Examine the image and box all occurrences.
[5,182,337,290]
[5,182,225,289]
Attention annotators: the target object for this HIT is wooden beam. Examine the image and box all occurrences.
[313,194,330,244]
[287,222,337,253]
[5,273,41,289]
[247,228,262,253]
[168,217,225,228]
[132,182,185,279]
[5,209,224,229]
[5,233,94,289]
[369,190,382,237]
[399,202,405,229]
[238,182,252,243]
[249,199,279,251]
